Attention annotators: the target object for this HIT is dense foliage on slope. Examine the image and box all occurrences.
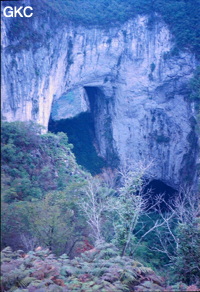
[1,122,88,254]
[0,244,167,292]
[42,0,200,57]
[1,244,199,292]
[1,122,200,289]
[1,121,78,202]
[4,0,200,57]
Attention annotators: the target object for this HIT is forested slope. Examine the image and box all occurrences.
[43,0,200,57]
[1,0,200,290]
[1,122,200,291]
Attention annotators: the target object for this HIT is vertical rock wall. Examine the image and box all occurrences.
[1,11,199,188]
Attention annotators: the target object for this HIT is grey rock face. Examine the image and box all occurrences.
[1,13,199,188]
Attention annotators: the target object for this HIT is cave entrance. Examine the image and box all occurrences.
[48,112,105,175]
[144,180,178,211]
[48,86,119,174]
[84,87,99,113]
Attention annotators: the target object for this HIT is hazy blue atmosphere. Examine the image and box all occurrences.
[1,0,200,291]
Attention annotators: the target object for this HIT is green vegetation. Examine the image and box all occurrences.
[1,244,168,292]
[173,222,200,285]
[1,122,200,290]
[4,1,200,58]
[1,191,86,256]
[1,121,78,202]
[42,0,200,58]
[2,0,200,288]
[1,121,88,255]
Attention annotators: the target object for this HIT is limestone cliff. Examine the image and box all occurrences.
[1,4,199,189]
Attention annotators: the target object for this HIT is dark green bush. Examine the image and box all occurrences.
[172,221,200,285]
[1,121,78,202]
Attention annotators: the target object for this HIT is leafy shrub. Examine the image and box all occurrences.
[1,121,78,202]
[172,222,200,286]
[1,244,166,292]
[1,121,89,254]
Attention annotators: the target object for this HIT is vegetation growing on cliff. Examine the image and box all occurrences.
[42,0,200,57]
[4,0,199,57]
[2,1,200,289]
[1,121,78,202]
[1,122,200,290]
[1,121,89,255]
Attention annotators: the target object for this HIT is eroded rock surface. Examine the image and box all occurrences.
[1,8,199,188]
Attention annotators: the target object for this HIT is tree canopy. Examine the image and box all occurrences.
[42,0,200,57]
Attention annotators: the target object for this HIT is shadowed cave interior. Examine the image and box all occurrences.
[48,86,119,174]
[48,111,178,208]
[48,112,105,175]
[48,87,105,174]
[144,180,178,210]
[48,88,178,208]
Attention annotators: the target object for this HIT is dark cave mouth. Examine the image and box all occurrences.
[144,180,178,211]
[48,86,108,174]
[48,112,105,175]
[48,85,119,174]
[84,86,100,112]
[48,114,178,205]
